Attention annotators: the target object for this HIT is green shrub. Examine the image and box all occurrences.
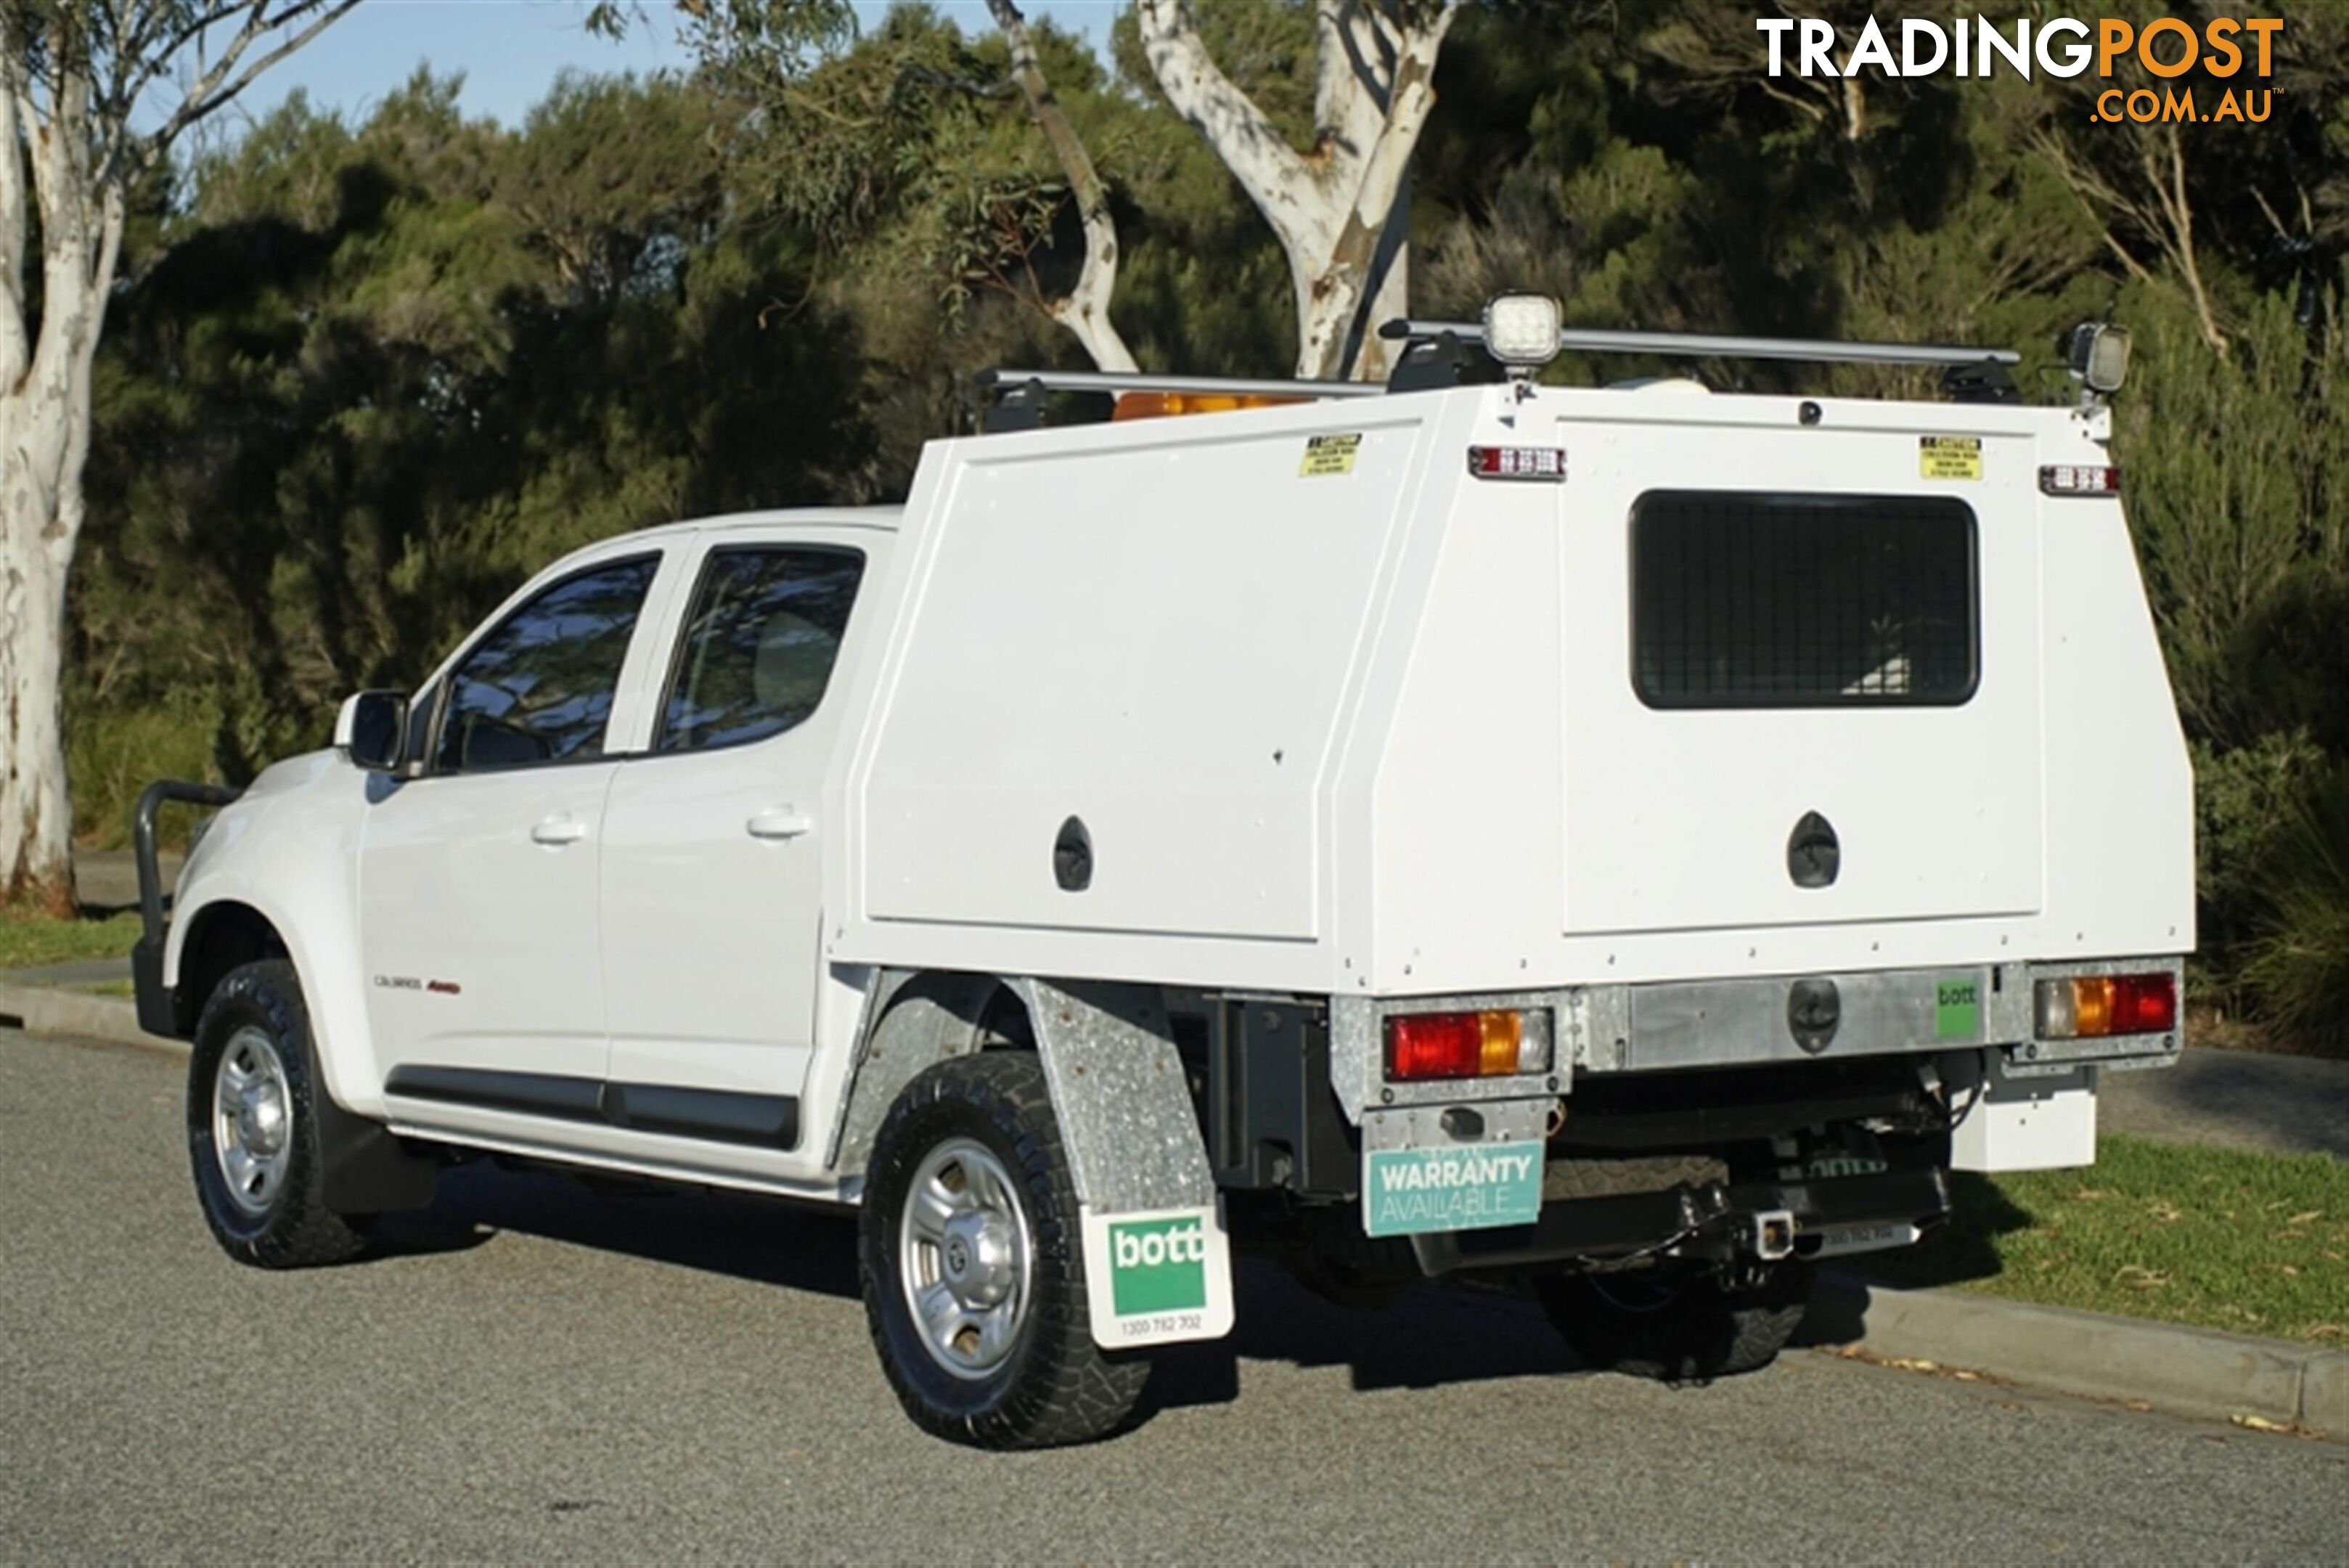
[67,697,225,851]
[2192,730,2329,968]
[2236,764,2349,1057]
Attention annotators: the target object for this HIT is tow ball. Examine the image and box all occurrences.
[1748,1209,1797,1262]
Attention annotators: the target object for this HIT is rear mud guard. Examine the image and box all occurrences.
[1006,979,1235,1351]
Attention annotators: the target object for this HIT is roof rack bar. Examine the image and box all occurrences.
[1378,319,2022,369]
[978,369,1386,400]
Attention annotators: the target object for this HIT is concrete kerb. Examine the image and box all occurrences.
[0,981,184,1057]
[1812,1273,2348,1439]
[4,979,2342,1440]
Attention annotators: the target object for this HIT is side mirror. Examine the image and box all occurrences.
[335,690,409,772]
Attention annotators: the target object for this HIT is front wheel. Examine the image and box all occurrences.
[1537,1259,1814,1381]
[187,960,369,1267]
[858,1053,1149,1448]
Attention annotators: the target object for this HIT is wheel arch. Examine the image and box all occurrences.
[828,971,1215,1218]
[171,900,288,1037]
[830,970,1009,1181]
[166,878,379,1121]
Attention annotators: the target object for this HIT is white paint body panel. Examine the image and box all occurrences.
[359,760,618,1084]
[1951,1066,2099,1172]
[1556,418,2042,935]
[831,384,2194,997]
[597,521,890,1171]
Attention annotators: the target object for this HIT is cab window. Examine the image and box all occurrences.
[657,547,865,753]
[436,555,659,772]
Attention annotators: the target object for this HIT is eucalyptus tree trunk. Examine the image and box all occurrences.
[1136,0,1461,382]
[1,1,364,911]
[985,0,1137,372]
[1,38,121,913]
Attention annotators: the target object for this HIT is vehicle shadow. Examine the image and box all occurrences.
[367,1159,1992,1416]
[366,1159,1596,1406]
[1832,1172,2037,1293]
[1140,1267,1584,1417]
[365,1158,864,1297]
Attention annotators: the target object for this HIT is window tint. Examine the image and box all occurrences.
[436,556,658,772]
[658,547,864,753]
[1631,491,1978,709]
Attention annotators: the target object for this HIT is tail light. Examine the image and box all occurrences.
[1386,1009,1553,1081]
[2035,973,2176,1039]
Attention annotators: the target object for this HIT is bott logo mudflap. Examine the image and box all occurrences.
[1078,1204,1237,1349]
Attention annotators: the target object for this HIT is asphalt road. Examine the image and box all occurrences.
[4,1031,2343,1564]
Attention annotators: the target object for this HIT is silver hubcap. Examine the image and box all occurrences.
[898,1137,1033,1380]
[212,1026,292,1216]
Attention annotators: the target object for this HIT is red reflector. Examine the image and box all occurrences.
[1467,445,1567,482]
[1386,1013,1484,1080]
[2110,973,2176,1034]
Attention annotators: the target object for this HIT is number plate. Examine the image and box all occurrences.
[1362,1140,1545,1238]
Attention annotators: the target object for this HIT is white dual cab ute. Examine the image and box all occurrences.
[134,296,2191,1448]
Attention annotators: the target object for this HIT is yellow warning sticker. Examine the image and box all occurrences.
[1300,433,1362,477]
[1919,435,1982,481]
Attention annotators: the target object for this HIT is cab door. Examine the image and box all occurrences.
[597,534,873,1158]
[360,548,676,1106]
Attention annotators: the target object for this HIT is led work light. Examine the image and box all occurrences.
[2064,322,2131,396]
[1481,293,1563,369]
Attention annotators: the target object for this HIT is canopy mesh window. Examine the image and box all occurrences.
[1630,491,1979,709]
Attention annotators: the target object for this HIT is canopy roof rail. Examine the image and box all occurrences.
[977,369,1387,401]
[1377,320,2022,369]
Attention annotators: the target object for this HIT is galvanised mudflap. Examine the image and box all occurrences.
[1005,979,1239,1353]
[1407,1165,1950,1276]
[131,779,244,1039]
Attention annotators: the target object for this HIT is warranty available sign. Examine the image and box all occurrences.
[1364,1140,1545,1238]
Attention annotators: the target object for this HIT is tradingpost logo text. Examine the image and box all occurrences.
[1757,15,2284,126]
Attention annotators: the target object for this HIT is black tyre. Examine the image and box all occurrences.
[1537,1259,1814,1381]
[859,1053,1149,1448]
[187,960,368,1268]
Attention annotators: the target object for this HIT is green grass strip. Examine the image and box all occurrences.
[0,910,144,973]
[1867,1133,2349,1344]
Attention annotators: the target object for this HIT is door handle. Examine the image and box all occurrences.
[530,817,589,846]
[746,808,813,841]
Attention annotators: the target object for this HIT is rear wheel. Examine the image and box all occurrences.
[859,1053,1149,1448]
[1537,1259,1813,1381]
[187,960,369,1267]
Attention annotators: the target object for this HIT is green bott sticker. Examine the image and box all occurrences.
[1935,976,1982,1040]
[1106,1217,1211,1315]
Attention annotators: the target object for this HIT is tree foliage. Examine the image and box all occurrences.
[62,1,2349,1040]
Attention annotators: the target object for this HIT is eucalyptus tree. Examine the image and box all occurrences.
[1,0,363,911]
[1132,0,1463,380]
[618,1,1465,381]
